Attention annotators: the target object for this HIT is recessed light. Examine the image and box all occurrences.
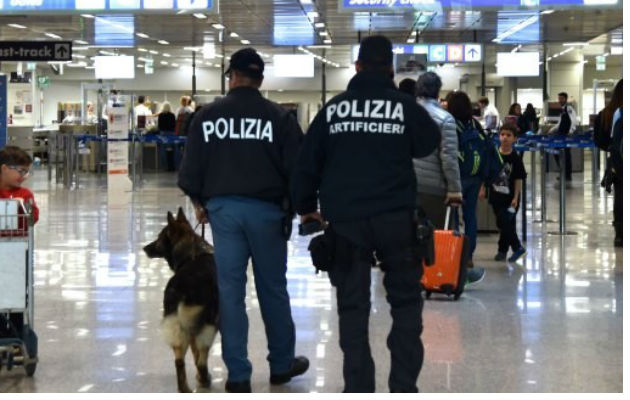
[80,14,95,19]
[230,32,239,38]
[212,23,225,30]
[241,39,250,45]
[8,24,27,29]
[158,40,169,45]
[171,62,179,67]
[323,39,332,44]
[163,53,171,57]
[214,63,221,68]
[407,38,414,43]
[193,13,207,19]
[74,40,89,45]
[73,54,86,59]
[45,33,62,39]
[161,61,168,65]
[149,50,158,54]
[136,32,150,38]
[314,22,325,28]
[319,31,328,36]
[138,48,147,52]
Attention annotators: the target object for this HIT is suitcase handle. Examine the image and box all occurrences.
[444,206,460,233]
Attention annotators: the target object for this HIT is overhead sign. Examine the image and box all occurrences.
[339,0,620,12]
[0,0,215,13]
[429,45,446,62]
[596,55,606,71]
[352,43,482,63]
[0,41,72,62]
[464,44,482,62]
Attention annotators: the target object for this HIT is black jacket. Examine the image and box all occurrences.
[291,71,440,222]
[158,111,176,132]
[178,86,303,205]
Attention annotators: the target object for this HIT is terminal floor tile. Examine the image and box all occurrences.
[0,169,622,393]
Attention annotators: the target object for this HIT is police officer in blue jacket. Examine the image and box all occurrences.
[178,48,308,393]
[291,36,440,392]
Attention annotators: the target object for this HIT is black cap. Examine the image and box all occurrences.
[226,48,264,79]
[357,35,393,66]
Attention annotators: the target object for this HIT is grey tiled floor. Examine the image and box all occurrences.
[0,165,622,393]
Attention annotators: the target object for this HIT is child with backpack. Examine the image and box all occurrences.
[479,124,527,262]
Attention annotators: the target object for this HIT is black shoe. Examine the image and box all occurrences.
[494,252,507,261]
[270,356,310,385]
[225,380,251,393]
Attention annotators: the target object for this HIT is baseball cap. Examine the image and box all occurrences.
[357,35,393,66]
[225,48,264,79]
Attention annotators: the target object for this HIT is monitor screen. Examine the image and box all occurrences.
[95,56,135,79]
[273,55,314,78]
[496,52,539,77]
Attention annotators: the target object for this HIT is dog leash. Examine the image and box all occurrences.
[194,222,205,239]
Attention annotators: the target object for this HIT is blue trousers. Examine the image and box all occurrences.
[459,177,482,261]
[207,196,296,382]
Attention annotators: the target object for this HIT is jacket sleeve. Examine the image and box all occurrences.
[177,111,206,204]
[290,111,326,216]
[410,102,440,159]
[280,112,304,181]
[440,113,462,193]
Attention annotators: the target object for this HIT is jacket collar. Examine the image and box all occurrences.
[347,71,397,91]
[227,86,262,97]
[419,97,439,107]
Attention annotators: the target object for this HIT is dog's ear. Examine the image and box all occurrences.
[167,211,175,225]
[177,207,188,223]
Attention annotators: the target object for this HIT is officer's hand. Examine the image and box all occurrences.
[445,192,463,205]
[301,212,323,225]
[195,206,208,224]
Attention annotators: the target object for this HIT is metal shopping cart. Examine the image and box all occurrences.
[0,199,38,376]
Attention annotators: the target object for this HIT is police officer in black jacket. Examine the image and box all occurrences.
[291,36,440,392]
[178,48,309,393]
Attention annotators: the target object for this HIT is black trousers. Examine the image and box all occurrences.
[492,204,522,253]
[328,209,423,393]
[554,149,573,181]
[614,179,623,238]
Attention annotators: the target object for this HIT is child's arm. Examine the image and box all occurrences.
[512,179,522,209]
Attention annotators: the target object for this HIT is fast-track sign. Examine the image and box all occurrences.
[0,41,72,62]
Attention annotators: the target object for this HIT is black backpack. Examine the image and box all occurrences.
[593,111,612,150]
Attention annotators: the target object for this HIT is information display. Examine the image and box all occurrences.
[352,43,483,63]
[0,0,215,13]
[339,0,620,11]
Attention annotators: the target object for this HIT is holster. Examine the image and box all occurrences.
[308,226,336,273]
[281,196,294,240]
[417,218,435,266]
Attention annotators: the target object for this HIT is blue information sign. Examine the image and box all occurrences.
[339,0,619,11]
[0,0,215,13]
[0,75,6,149]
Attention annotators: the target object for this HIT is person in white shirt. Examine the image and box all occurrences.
[134,95,153,129]
[478,97,500,131]
[549,92,578,182]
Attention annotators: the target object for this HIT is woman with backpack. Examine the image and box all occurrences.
[446,91,492,284]
[593,79,623,247]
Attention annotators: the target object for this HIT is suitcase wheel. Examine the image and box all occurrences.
[425,291,432,299]
[453,292,462,301]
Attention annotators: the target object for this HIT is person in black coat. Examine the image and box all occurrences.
[158,102,176,133]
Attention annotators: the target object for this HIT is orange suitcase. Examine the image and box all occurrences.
[421,207,469,300]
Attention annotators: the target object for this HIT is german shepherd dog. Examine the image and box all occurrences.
[143,208,219,393]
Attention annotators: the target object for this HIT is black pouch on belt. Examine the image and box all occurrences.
[308,227,336,273]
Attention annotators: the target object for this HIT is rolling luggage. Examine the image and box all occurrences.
[421,206,469,300]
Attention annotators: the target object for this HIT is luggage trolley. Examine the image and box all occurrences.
[0,199,38,376]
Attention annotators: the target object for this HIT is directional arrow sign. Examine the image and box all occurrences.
[0,41,72,62]
[464,44,482,62]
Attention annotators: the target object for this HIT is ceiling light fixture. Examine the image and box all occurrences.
[172,62,179,66]
[149,50,159,54]
[136,32,150,38]
[138,48,148,52]
[163,53,171,57]
[80,14,95,19]
[230,32,239,38]
[212,23,225,30]
[193,13,207,19]
[158,40,169,45]
[241,39,250,45]
[314,22,325,28]
[45,32,62,39]
[7,23,27,29]
[74,40,89,45]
